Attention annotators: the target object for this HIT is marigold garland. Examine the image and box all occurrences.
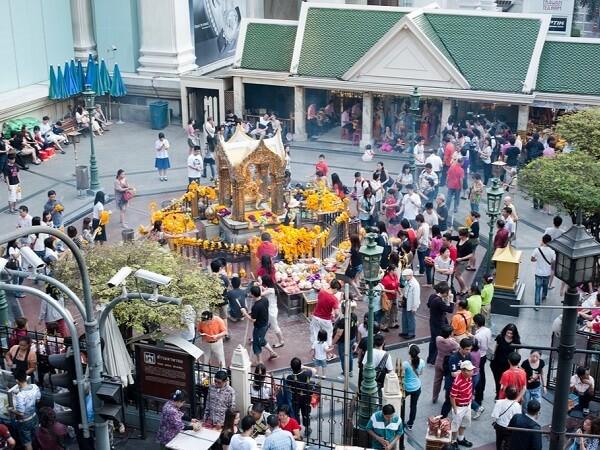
[304,187,344,213]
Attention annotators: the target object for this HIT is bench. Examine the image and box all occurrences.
[61,117,87,151]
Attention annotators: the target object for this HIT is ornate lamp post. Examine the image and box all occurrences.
[547,222,600,450]
[82,84,101,193]
[358,233,383,429]
[483,177,504,277]
[409,87,421,176]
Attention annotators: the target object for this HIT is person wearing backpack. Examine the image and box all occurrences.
[530,234,555,310]
[363,333,393,402]
[285,358,317,436]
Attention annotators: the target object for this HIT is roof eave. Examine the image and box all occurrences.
[522,15,551,94]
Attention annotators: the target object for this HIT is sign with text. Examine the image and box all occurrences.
[135,344,194,400]
[523,0,574,35]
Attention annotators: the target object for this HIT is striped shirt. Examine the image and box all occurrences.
[450,373,473,406]
[366,411,404,449]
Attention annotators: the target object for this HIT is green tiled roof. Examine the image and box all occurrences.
[240,23,297,72]
[411,13,454,66]
[297,8,406,78]
[424,14,541,92]
[537,41,600,95]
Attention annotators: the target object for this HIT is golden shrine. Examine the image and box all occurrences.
[216,125,286,222]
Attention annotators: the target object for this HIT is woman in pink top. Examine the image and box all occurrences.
[543,136,556,158]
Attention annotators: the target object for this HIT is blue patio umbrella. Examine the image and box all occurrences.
[76,59,85,92]
[109,64,127,97]
[56,65,67,100]
[70,59,81,94]
[110,63,127,124]
[64,61,78,97]
[48,65,59,100]
[98,59,111,95]
[85,54,97,88]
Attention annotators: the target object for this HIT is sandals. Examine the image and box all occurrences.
[273,343,285,349]
[268,353,279,360]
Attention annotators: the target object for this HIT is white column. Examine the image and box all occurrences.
[383,372,403,450]
[137,0,197,76]
[229,345,251,414]
[441,99,452,133]
[294,86,307,141]
[233,77,245,118]
[180,86,189,130]
[70,0,97,60]
[360,92,373,148]
[247,0,265,18]
[517,105,530,132]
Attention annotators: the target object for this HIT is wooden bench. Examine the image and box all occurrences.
[61,117,87,151]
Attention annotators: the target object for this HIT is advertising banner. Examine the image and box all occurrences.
[523,0,575,35]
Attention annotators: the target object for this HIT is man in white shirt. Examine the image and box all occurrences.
[570,366,595,415]
[544,216,565,241]
[400,269,420,339]
[501,207,515,240]
[425,151,443,174]
[353,172,369,199]
[400,184,421,228]
[187,146,203,184]
[490,386,522,446]
[363,333,394,390]
[39,116,67,153]
[204,117,216,151]
[16,205,32,229]
[423,202,439,227]
[473,313,492,414]
[531,234,555,309]
[414,136,426,165]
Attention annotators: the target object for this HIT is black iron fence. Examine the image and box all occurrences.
[547,329,600,402]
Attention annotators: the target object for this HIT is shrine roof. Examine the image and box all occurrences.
[536,39,600,96]
[237,21,297,73]
[219,126,286,168]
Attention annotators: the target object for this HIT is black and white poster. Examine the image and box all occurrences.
[192,0,246,70]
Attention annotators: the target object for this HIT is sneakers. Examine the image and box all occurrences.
[456,438,473,447]
[472,409,483,420]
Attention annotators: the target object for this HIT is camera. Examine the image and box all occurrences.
[107,267,132,288]
[134,269,172,286]
[20,247,46,270]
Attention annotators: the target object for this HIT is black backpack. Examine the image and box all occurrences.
[375,353,390,388]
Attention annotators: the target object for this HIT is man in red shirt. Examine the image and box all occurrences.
[315,154,329,177]
[493,219,510,250]
[310,279,341,346]
[446,158,464,214]
[450,360,475,448]
[441,136,455,186]
[499,351,527,401]
[442,232,458,262]
[257,232,278,261]
[278,404,302,439]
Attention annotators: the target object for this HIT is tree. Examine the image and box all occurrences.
[520,152,600,216]
[555,108,600,158]
[52,240,224,332]
[578,0,600,17]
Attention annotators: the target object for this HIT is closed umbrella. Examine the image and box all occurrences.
[64,61,77,97]
[69,59,81,94]
[56,66,67,100]
[101,308,134,387]
[85,54,97,89]
[98,59,111,94]
[110,63,127,124]
[76,59,85,92]
[48,65,59,100]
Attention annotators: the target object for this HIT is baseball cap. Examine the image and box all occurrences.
[460,360,475,371]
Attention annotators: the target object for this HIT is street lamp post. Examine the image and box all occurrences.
[483,170,504,278]
[409,87,420,177]
[83,84,101,193]
[358,233,383,429]
[547,222,600,450]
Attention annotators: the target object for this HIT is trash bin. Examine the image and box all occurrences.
[76,165,90,190]
[122,228,135,242]
[149,101,169,130]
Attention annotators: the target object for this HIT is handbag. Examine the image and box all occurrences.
[486,339,497,361]
[381,291,391,312]
[123,190,134,201]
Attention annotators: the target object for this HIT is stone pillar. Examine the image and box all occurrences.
[233,77,245,119]
[360,92,373,148]
[137,0,197,76]
[383,371,403,450]
[272,176,285,216]
[257,164,269,201]
[294,86,307,141]
[229,345,251,414]
[232,180,245,221]
[517,105,530,133]
[70,0,97,60]
[441,99,452,136]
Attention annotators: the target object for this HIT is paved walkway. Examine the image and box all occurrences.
[0,121,573,449]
